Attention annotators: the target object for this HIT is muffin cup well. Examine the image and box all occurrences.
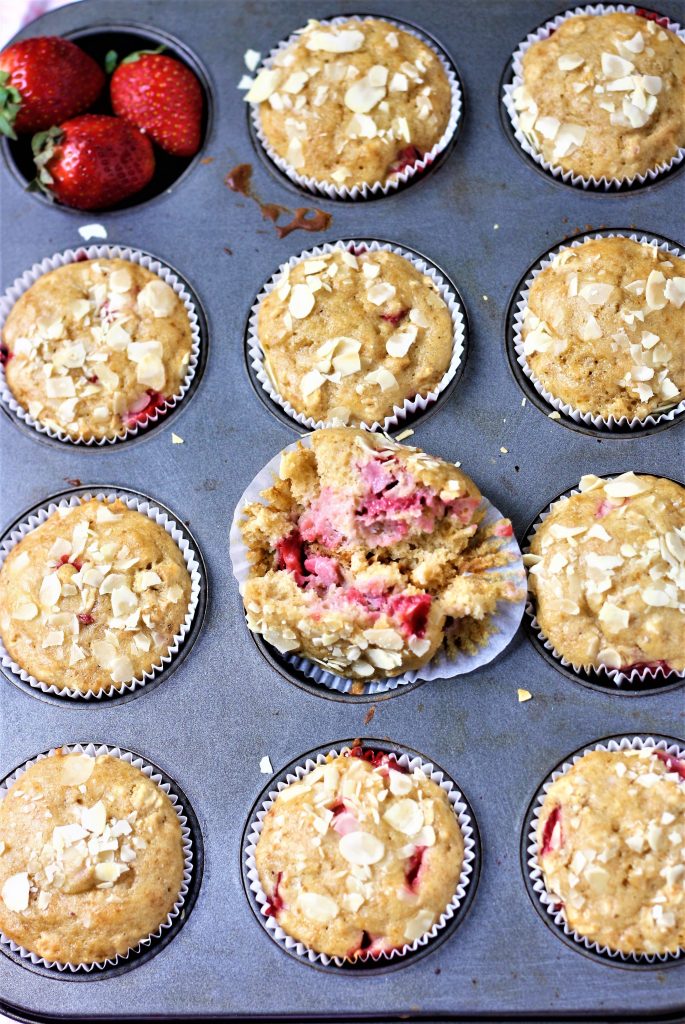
[0,245,203,446]
[247,239,467,434]
[0,488,204,702]
[230,435,526,697]
[501,4,685,191]
[0,742,195,975]
[524,734,685,966]
[245,15,463,200]
[243,741,479,970]
[512,231,685,432]
[524,475,685,690]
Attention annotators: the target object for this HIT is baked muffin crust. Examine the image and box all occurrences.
[258,248,454,425]
[0,498,192,694]
[522,237,685,420]
[528,473,685,673]
[240,428,519,682]
[0,750,185,965]
[513,12,685,180]
[246,18,452,188]
[255,749,464,958]
[537,746,685,955]
[2,259,193,440]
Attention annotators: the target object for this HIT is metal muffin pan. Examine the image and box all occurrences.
[0,0,683,1021]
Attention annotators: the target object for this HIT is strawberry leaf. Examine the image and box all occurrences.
[104,50,119,74]
[31,126,62,194]
[0,70,21,140]
[121,44,166,65]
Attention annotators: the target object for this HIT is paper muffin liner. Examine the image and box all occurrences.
[0,244,202,446]
[502,4,685,190]
[0,742,194,973]
[244,743,477,966]
[230,435,526,696]
[524,475,685,687]
[0,490,202,700]
[513,231,685,430]
[248,239,466,433]
[248,15,463,199]
[527,734,685,963]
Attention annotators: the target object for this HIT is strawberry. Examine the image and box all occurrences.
[32,114,155,210]
[0,36,104,138]
[110,50,203,158]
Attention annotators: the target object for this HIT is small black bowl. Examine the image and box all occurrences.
[2,22,214,213]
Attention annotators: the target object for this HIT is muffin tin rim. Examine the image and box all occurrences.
[0,740,204,981]
[503,226,685,438]
[243,235,470,435]
[244,10,465,203]
[519,732,685,970]
[497,3,685,195]
[520,470,685,696]
[0,19,217,216]
[240,737,482,975]
[0,484,209,707]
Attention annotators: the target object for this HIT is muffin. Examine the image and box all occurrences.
[239,428,519,681]
[537,745,685,955]
[527,472,685,674]
[255,748,464,958]
[512,12,685,180]
[2,258,193,441]
[0,498,192,695]
[521,236,685,421]
[258,247,454,425]
[245,18,452,189]
[0,749,185,965]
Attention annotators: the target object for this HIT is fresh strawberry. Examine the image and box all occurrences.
[110,51,202,158]
[32,114,155,210]
[0,36,104,138]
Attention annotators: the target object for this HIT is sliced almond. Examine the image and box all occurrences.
[1,872,29,913]
[338,830,385,865]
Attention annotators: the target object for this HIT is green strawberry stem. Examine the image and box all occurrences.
[0,70,22,141]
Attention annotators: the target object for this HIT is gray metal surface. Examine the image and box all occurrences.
[0,0,683,1019]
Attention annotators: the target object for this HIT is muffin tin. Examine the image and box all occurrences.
[0,0,683,1021]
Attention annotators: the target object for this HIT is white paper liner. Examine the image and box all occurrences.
[0,490,202,700]
[248,239,466,433]
[230,435,526,695]
[502,4,685,190]
[244,744,476,965]
[527,735,685,963]
[248,15,463,199]
[524,475,685,687]
[0,245,202,446]
[513,232,685,430]
[0,742,194,973]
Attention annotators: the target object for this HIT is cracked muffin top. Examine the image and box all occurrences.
[0,498,192,694]
[246,18,452,188]
[522,236,685,421]
[258,247,454,426]
[527,472,685,673]
[2,258,193,440]
[239,428,519,683]
[513,12,685,180]
[0,750,185,965]
[537,746,685,955]
[255,749,464,958]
